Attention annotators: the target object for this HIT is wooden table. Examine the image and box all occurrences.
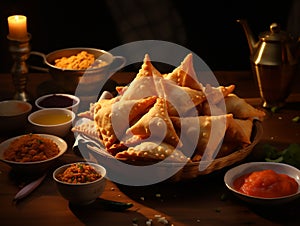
[1,71,300,226]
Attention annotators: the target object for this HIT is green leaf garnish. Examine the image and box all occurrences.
[265,156,284,163]
[215,208,221,213]
[132,217,139,224]
[37,139,43,144]
[263,143,300,168]
[271,106,279,113]
[282,143,300,168]
[263,144,281,159]
[292,116,300,123]
[220,193,227,201]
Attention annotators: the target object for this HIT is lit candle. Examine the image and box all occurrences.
[7,15,28,40]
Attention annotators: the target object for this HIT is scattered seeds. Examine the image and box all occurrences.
[153,215,170,225]
[157,216,168,224]
[146,219,152,225]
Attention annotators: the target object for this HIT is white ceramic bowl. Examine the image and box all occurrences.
[0,134,67,176]
[28,108,75,137]
[224,162,300,205]
[0,100,32,134]
[53,161,107,205]
[35,93,80,112]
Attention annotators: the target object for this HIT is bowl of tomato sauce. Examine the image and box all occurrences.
[224,162,300,205]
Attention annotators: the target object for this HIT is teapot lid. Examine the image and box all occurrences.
[259,23,292,42]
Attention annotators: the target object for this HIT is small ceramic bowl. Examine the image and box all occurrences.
[35,93,80,112]
[53,161,107,205]
[0,100,32,134]
[28,108,75,137]
[0,133,67,176]
[224,162,300,205]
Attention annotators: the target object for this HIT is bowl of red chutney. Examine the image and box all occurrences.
[224,162,300,205]
[35,93,80,112]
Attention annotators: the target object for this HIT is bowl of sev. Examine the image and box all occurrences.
[0,134,67,176]
[30,47,126,94]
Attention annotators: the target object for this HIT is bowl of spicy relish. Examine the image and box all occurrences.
[53,162,107,205]
[224,162,300,205]
[0,133,67,176]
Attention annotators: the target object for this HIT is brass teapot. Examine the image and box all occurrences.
[237,19,299,108]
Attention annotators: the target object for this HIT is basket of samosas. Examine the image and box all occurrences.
[72,53,265,182]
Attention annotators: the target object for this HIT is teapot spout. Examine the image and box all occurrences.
[237,19,257,56]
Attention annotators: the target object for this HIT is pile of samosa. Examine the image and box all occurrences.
[72,53,265,164]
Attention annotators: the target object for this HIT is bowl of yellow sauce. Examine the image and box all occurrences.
[28,108,75,137]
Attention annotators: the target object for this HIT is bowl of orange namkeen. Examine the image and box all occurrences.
[72,53,265,181]
[31,47,125,93]
[224,162,300,205]
[0,134,67,175]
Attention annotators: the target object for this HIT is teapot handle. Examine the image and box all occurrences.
[109,56,126,73]
[28,51,49,73]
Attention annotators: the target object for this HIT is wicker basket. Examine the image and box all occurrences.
[83,120,263,182]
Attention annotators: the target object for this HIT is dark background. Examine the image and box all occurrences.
[0,0,295,73]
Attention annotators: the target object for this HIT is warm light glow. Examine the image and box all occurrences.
[7,15,27,40]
